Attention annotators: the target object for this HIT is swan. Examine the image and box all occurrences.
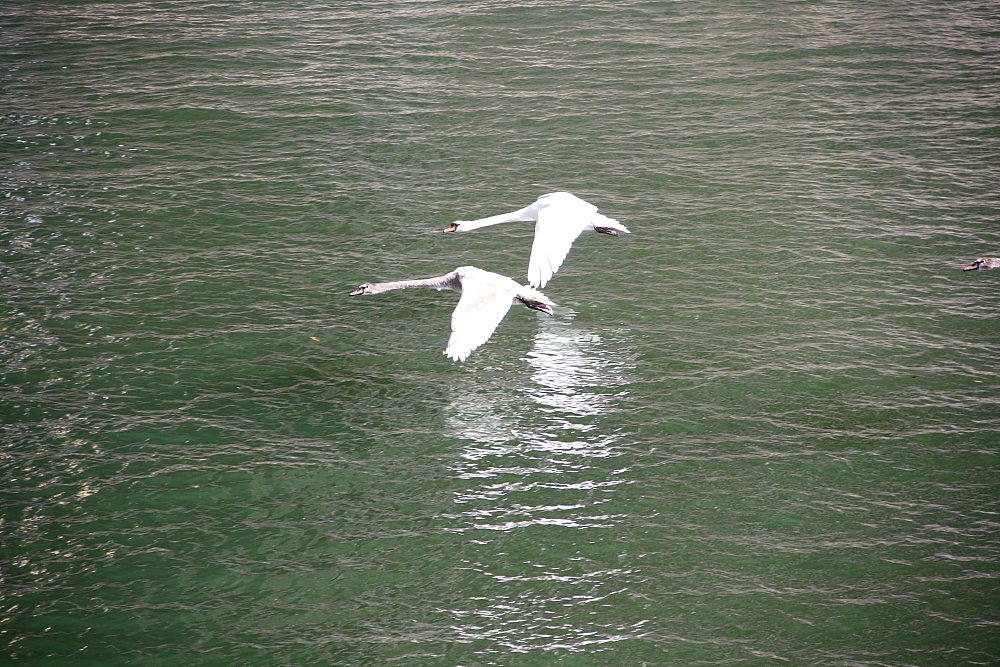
[349,266,555,362]
[964,257,1000,271]
[443,192,630,288]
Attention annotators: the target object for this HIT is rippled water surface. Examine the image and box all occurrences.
[2,1,999,665]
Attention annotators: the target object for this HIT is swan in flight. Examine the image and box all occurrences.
[349,266,555,362]
[964,257,1000,271]
[443,192,630,288]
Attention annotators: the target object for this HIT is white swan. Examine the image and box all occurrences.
[964,257,1000,271]
[349,266,556,362]
[443,192,630,288]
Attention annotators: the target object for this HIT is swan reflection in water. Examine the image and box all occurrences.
[525,311,628,420]
[441,312,638,653]
[444,308,633,491]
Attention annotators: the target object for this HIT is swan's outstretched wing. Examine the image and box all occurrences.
[528,201,594,288]
[444,279,516,362]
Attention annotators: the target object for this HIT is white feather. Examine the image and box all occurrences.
[448,192,630,288]
[349,266,555,362]
[445,270,518,361]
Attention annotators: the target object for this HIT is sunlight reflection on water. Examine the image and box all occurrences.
[439,314,644,652]
[443,311,635,533]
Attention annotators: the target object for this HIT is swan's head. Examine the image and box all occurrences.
[964,258,1000,271]
[350,283,374,296]
[445,220,496,232]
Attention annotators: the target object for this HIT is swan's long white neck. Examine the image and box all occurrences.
[366,275,457,294]
[454,205,534,231]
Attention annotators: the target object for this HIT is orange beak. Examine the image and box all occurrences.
[443,224,458,233]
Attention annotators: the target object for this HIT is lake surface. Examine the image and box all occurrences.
[2,1,999,665]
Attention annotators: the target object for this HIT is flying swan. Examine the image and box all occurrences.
[964,257,1000,271]
[349,266,555,361]
[444,192,630,288]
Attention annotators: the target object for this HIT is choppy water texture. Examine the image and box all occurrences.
[2,1,999,665]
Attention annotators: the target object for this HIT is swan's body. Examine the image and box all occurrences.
[444,192,630,288]
[349,266,555,362]
[964,257,1000,271]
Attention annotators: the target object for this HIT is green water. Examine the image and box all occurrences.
[2,1,999,665]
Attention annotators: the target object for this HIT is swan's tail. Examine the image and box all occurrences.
[517,286,556,316]
[593,213,630,236]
